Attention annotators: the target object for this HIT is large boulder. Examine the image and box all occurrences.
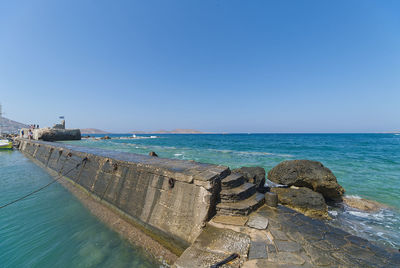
[268,160,344,201]
[271,187,329,219]
[232,166,266,192]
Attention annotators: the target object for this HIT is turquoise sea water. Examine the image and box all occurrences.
[0,151,159,268]
[67,133,400,248]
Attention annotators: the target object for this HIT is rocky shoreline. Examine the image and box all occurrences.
[264,160,345,220]
[342,195,389,212]
[176,160,399,267]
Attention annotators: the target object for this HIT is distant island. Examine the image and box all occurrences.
[381,131,400,134]
[80,128,110,134]
[131,129,204,134]
[80,128,204,134]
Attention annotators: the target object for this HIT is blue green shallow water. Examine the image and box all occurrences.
[0,151,159,268]
[1,134,399,266]
[67,133,400,248]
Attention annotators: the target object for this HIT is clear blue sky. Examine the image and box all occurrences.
[1,0,399,133]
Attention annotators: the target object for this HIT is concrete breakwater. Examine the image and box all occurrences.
[18,139,228,261]
[17,139,400,267]
[20,128,81,141]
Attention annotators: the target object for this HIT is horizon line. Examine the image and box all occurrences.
[81,132,400,134]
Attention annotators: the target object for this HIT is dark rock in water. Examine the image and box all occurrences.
[342,196,387,212]
[149,151,158,157]
[268,160,344,201]
[233,166,266,192]
[271,187,329,219]
[100,136,111,140]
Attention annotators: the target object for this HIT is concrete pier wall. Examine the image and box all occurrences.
[20,128,81,141]
[18,139,229,253]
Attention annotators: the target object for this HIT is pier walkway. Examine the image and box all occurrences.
[175,205,400,267]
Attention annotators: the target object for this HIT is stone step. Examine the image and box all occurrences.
[221,173,245,189]
[220,183,257,202]
[216,193,265,216]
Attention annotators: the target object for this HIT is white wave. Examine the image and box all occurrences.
[346,208,389,221]
[174,153,183,156]
[148,145,177,150]
[328,210,338,216]
[348,211,371,218]
[118,136,156,140]
[345,194,362,199]
[371,211,386,220]
[97,140,294,158]
[277,154,295,157]
[206,148,294,158]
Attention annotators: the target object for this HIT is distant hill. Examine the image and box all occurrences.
[80,128,110,134]
[169,129,203,134]
[131,129,204,134]
[0,117,28,133]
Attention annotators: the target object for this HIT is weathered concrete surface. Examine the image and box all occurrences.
[20,127,81,141]
[217,172,265,216]
[213,215,248,226]
[174,225,250,268]
[35,128,81,141]
[18,139,229,256]
[232,167,266,192]
[53,119,65,129]
[237,205,400,267]
[247,213,269,230]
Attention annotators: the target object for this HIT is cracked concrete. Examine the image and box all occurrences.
[177,204,400,267]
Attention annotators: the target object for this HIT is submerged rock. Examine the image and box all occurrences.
[232,166,266,192]
[149,151,158,157]
[343,196,387,212]
[271,187,329,219]
[268,160,344,201]
[100,135,111,140]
